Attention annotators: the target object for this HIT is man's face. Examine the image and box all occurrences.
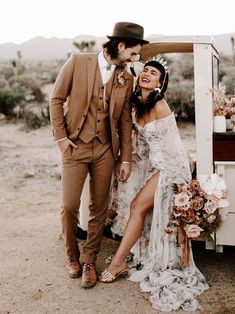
[116,43,142,68]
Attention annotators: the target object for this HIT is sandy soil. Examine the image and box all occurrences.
[0,120,235,314]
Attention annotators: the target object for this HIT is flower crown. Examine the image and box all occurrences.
[146,54,168,72]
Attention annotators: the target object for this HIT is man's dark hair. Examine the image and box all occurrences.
[103,38,142,59]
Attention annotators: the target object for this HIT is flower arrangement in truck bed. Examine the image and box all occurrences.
[166,173,229,266]
[224,95,235,119]
[211,84,235,117]
[211,84,227,116]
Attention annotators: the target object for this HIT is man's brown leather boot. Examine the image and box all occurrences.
[81,263,97,288]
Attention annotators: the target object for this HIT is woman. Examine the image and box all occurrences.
[100,58,208,311]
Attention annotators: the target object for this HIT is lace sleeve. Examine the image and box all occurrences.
[157,113,192,184]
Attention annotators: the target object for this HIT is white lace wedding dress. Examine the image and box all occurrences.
[108,112,208,311]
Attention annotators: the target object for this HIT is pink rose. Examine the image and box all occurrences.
[204,199,218,214]
[184,224,204,239]
[174,192,190,207]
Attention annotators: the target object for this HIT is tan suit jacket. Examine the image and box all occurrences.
[49,52,133,161]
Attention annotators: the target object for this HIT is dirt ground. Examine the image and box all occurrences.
[0,120,235,314]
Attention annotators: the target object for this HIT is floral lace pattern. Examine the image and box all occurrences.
[108,112,208,311]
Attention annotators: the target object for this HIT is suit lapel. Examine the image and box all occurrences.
[109,67,122,117]
[87,54,98,105]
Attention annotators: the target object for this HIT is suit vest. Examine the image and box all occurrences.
[79,64,114,144]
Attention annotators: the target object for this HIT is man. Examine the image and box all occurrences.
[49,21,149,288]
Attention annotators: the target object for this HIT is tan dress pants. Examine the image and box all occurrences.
[61,137,115,263]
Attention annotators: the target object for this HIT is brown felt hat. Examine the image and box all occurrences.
[107,21,149,44]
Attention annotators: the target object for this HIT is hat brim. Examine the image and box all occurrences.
[106,35,149,45]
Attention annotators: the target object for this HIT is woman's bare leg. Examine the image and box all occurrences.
[107,172,160,275]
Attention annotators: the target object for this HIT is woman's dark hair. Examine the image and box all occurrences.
[132,60,169,119]
[103,38,142,59]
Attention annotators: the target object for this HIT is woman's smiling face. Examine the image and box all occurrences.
[139,65,162,90]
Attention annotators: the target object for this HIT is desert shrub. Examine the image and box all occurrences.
[0,59,55,128]
[172,54,194,80]
[222,69,235,94]
[167,80,195,121]
[220,57,235,95]
[8,74,46,103]
[0,64,15,80]
[219,57,235,94]
[0,80,27,115]
[25,60,64,84]
[0,77,9,89]
[23,102,49,129]
[31,85,46,103]
[165,54,195,121]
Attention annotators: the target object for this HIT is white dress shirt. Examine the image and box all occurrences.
[98,50,116,84]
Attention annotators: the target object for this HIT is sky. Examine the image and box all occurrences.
[1,0,234,45]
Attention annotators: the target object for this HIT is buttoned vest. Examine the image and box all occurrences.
[78,64,114,144]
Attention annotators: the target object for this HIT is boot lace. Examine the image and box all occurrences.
[83,263,95,272]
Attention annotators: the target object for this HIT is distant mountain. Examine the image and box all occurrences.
[0,35,106,60]
[0,33,234,60]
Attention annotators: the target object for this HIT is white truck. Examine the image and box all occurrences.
[79,36,235,251]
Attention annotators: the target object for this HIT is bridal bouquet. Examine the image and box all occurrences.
[166,174,229,266]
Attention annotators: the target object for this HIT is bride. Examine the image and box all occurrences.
[99,57,208,311]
